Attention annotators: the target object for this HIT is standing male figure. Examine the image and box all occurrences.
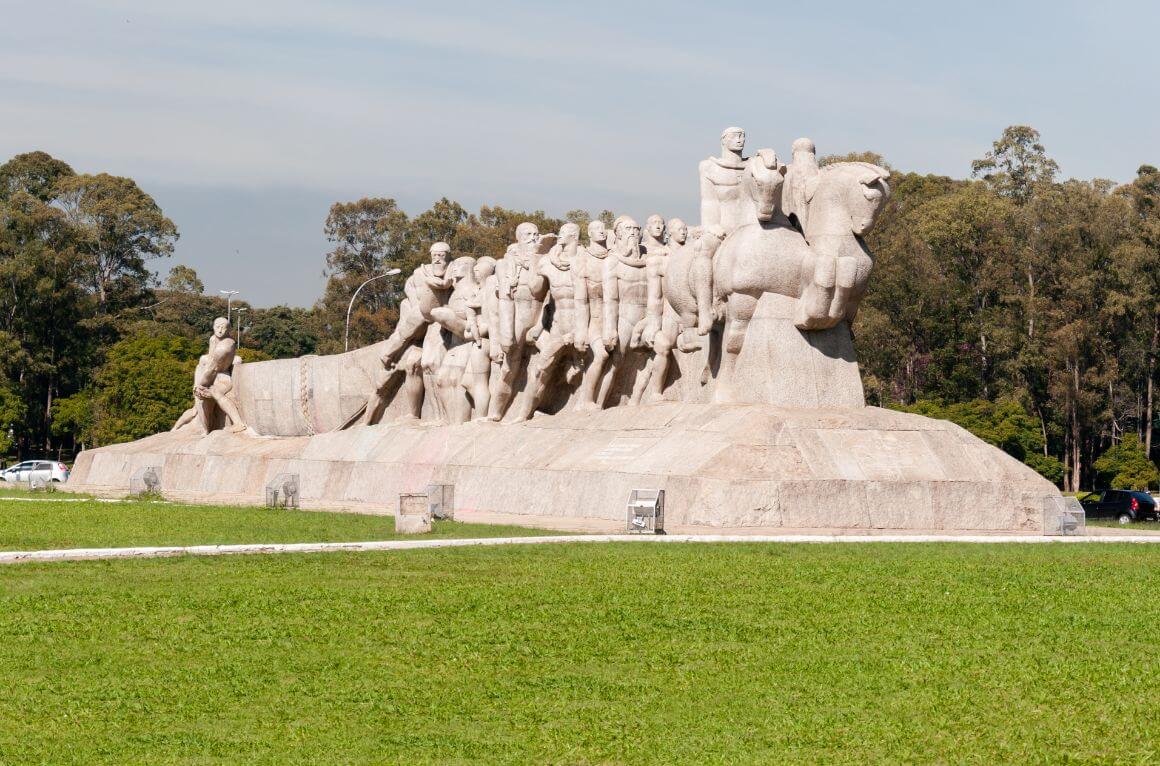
[572,220,614,410]
[487,222,554,420]
[601,217,651,406]
[511,223,583,421]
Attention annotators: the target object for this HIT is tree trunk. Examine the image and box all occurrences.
[1147,310,1158,456]
[1062,431,1072,493]
[1071,362,1082,491]
[1035,404,1048,457]
[44,379,53,454]
[979,329,989,399]
[1027,267,1036,340]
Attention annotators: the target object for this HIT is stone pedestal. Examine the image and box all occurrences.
[66,402,1059,533]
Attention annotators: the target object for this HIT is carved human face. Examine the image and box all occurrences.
[617,221,641,244]
[212,318,229,338]
[587,221,606,245]
[516,223,539,246]
[430,244,451,276]
[669,221,687,245]
[646,216,664,240]
[449,256,474,283]
[474,257,496,284]
[722,129,745,153]
[559,223,580,246]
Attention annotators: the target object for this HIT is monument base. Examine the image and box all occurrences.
[66,402,1058,532]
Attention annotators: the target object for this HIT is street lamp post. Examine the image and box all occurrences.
[219,289,239,321]
[345,269,402,352]
[235,307,248,348]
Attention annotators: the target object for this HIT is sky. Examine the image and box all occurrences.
[2,0,1158,307]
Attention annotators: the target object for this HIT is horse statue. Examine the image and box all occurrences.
[654,142,891,401]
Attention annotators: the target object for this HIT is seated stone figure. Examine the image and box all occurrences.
[172,317,247,434]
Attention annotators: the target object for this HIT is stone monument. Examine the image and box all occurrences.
[67,128,1061,532]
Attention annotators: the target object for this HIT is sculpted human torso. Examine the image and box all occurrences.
[541,245,578,339]
[603,237,650,347]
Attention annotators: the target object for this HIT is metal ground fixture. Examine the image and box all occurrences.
[1043,495,1086,535]
[128,466,163,497]
[426,483,455,520]
[265,473,300,509]
[626,489,665,534]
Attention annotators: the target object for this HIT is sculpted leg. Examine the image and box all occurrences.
[596,347,617,408]
[172,406,198,432]
[627,351,651,406]
[212,391,248,433]
[795,250,838,330]
[380,310,427,368]
[486,344,525,421]
[714,292,758,403]
[510,337,565,422]
[575,342,610,411]
[462,345,492,420]
[693,229,724,334]
[435,349,471,425]
[430,306,469,339]
[645,317,678,402]
[397,347,424,420]
[209,374,247,433]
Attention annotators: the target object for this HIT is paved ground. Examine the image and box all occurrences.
[5,531,1160,565]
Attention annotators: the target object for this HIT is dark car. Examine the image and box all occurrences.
[1077,490,1160,524]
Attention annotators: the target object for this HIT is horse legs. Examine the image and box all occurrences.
[713,292,758,403]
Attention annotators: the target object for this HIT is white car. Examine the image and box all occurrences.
[0,460,70,484]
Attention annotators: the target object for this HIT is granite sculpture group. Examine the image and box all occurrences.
[66,128,1062,532]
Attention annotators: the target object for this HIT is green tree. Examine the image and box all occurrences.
[1093,436,1159,490]
[87,335,202,445]
[1117,165,1160,456]
[247,305,319,359]
[164,264,204,294]
[0,150,74,202]
[971,125,1059,204]
[50,389,96,451]
[55,173,178,314]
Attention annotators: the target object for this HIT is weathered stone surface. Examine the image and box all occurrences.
[68,402,1057,532]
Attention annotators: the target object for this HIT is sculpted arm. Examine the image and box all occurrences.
[208,337,236,374]
[646,257,665,323]
[602,257,619,347]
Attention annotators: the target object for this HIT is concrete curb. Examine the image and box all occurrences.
[5,533,1160,564]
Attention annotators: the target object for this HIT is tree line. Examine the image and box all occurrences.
[2,126,1158,490]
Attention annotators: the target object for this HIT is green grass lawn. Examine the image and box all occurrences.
[0,497,558,550]
[1088,518,1160,531]
[2,543,1159,764]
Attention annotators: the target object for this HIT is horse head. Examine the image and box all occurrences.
[804,162,891,238]
[744,148,788,223]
